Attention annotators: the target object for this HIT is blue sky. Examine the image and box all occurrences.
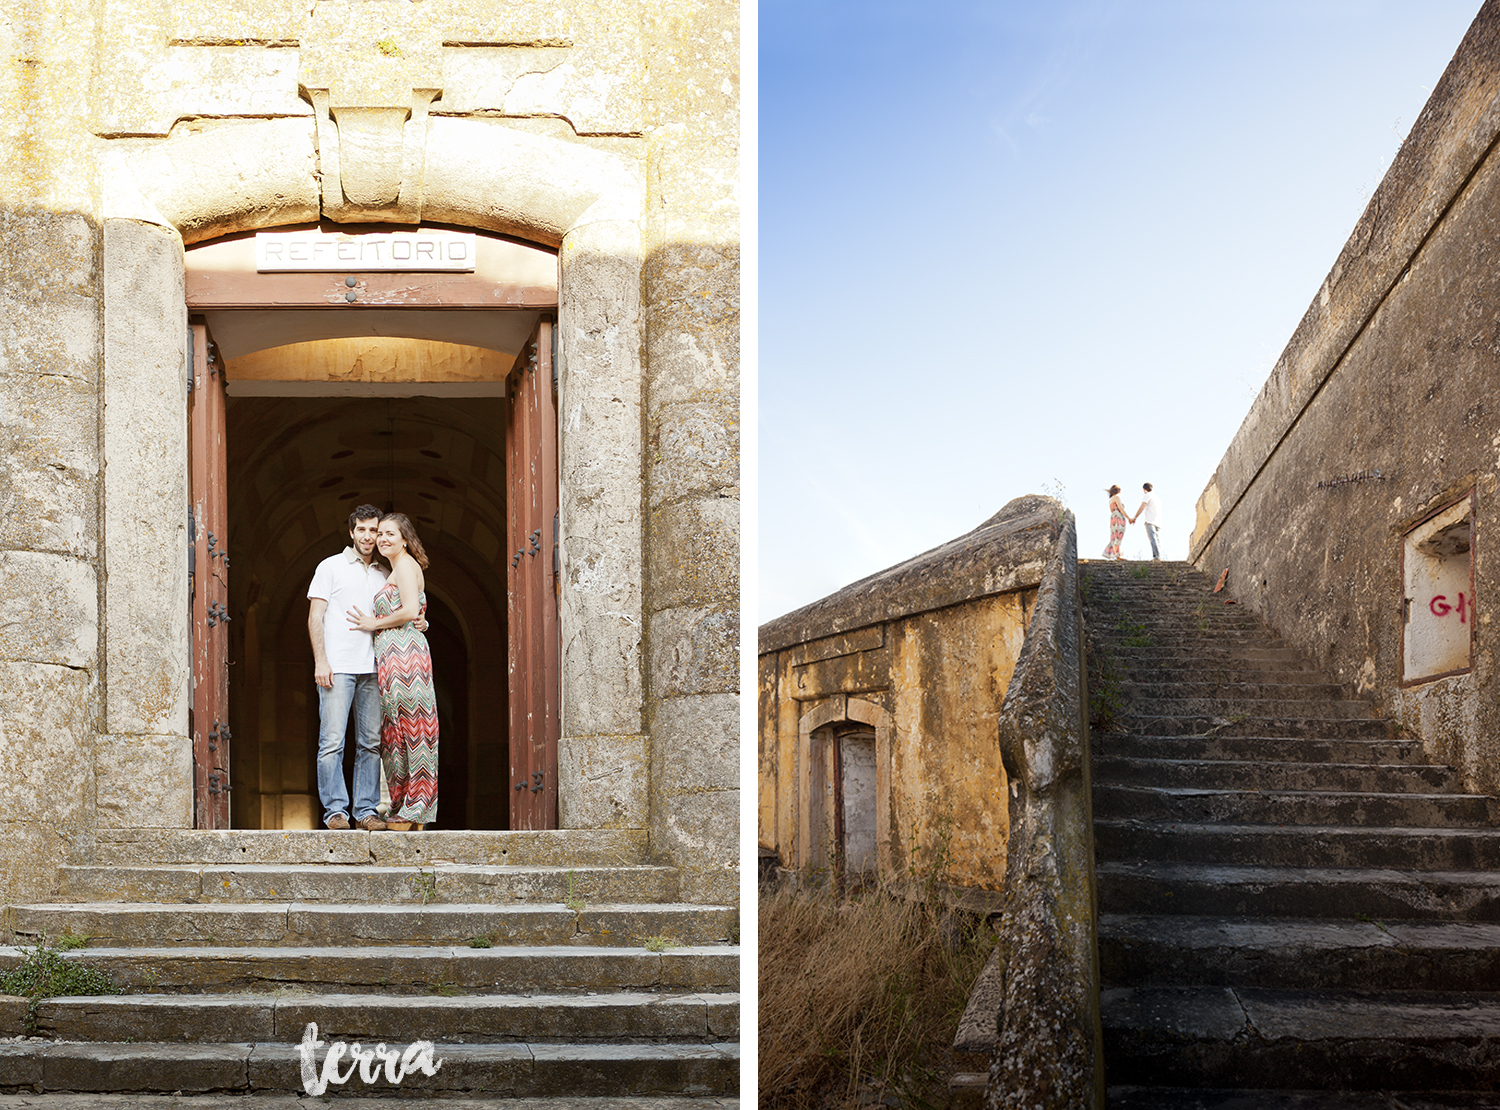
[757,0,1483,622]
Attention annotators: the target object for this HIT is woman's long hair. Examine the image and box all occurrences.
[381,512,430,569]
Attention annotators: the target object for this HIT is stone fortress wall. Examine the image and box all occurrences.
[1190,0,1500,801]
[0,0,738,903]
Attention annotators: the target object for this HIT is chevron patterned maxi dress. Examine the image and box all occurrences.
[373,583,439,825]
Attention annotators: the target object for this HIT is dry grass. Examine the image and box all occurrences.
[758,879,994,1109]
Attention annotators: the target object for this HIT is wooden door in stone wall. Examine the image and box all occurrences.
[505,318,560,829]
[189,320,231,829]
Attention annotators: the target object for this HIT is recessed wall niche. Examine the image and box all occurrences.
[1402,492,1475,684]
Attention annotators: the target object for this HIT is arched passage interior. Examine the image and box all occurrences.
[225,393,511,830]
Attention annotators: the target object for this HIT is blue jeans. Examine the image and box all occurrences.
[1145,523,1161,559]
[317,673,382,822]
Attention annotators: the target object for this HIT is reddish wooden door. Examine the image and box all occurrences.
[189,320,231,828]
[505,318,560,829]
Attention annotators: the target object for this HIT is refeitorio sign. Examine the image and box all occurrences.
[255,230,478,272]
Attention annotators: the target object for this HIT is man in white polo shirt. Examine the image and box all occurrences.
[1131,482,1163,560]
[307,504,391,831]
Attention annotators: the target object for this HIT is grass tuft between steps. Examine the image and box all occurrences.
[1,934,121,1033]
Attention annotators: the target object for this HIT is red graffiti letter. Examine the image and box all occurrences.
[1431,596,1452,617]
[1457,592,1468,624]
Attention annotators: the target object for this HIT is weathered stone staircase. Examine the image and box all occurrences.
[0,828,738,1098]
[1084,560,1500,1109]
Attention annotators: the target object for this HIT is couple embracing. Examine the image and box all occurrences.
[308,505,439,833]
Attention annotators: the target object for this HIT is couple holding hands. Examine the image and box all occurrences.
[1104,482,1163,561]
[308,505,439,832]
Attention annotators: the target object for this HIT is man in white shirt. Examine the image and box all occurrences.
[1131,483,1163,560]
[307,505,391,831]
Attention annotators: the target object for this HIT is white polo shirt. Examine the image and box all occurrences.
[1141,492,1162,526]
[307,547,388,674]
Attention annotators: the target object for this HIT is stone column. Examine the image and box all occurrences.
[0,207,102,899]
[99,219,193,828]
[641,0,741,905]
[556,216,649,831]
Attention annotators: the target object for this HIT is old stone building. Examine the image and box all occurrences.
[0,0,739,905]
[758,497,1063,905]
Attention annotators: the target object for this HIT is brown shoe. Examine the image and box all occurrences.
[324,813,351,830]
[356,814,388,831]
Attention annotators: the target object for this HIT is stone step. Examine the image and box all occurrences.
[1122,680,1350,700]
[1115,715,1394,739]
[89,829,649,868]
[1092,785,1498,827]
[1093,756,1460,793]
[59,863,679,906]
[1095,861,1500,922]
[1101,986,1500,1091]
[0,1039,739,1097]
[3,944,739,993]
[1107,1088,1500,1109]
[1109,659,1333,683]
[1085,585,1242,599]
[1092,621,1266,636]
[1096,733,1429,765]
[1116,670,1346,688]
[1103,640,1300,656]
[1095,631,1288,650]
[1123,697,1376,719]
[7,903,736,949]
[1083,562,1202,572]
[1090,612,1266,631]
[1096,821,1500,869]
[1106,648,1323,671]
[1099,914,1500,992]
[34,990,740,1044]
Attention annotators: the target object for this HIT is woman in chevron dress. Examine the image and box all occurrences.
[347,512,438,830]
[1103,484,1129,560]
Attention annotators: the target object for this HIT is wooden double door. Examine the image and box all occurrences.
[187,318,561,830]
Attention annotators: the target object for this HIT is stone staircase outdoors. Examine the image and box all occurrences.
[1084,560,1500,1109]
[0,828,739,1098]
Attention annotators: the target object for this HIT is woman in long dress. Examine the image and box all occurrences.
[348,512,438,830]
[1103,484,1129,560]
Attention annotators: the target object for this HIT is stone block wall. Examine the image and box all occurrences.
[0,0,104,900]
[1190,1,1500,795]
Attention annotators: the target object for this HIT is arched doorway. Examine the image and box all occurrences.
[98,117,653,848]
[189,225,555,831]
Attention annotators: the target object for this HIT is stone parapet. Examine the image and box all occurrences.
[760,498,1057,655]
[971,514,1103,1110]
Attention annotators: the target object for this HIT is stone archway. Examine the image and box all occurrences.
[97,117,647,835]
[797,695,893,877]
